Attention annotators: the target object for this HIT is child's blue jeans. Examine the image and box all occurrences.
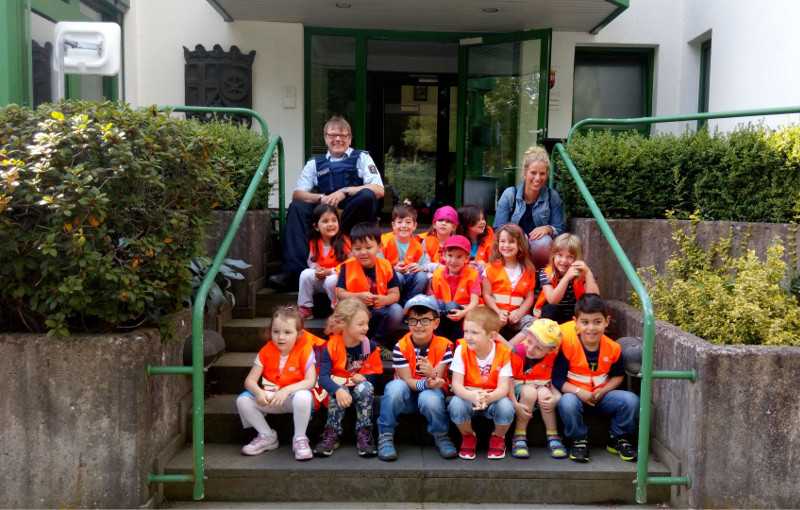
[557,389,639,440]
[448,395,515,425]
[369,303,403,348]
[396,271,430,305]
[377,379,449,436]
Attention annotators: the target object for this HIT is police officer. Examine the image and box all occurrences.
[269,116,384,290]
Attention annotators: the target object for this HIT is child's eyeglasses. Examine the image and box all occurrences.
[405,318,434,327]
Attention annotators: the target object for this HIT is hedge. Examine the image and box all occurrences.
[557,126,800,222]
[0,101,236,336]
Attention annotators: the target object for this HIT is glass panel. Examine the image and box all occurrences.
[309,35,356,154]
[367,40,458,73]
[465,39,542,211]
[573,52,645,121]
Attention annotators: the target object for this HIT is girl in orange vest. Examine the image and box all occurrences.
[419,205,459,269]
[535,233,600,324]
[458,204,494,268]
[482,224,538,342]
[429,235,481,341]
[297,204,351,319]
[448,306,515,460]
[314,298,383,458]
[508,319,567,460]
[236,306,318,461]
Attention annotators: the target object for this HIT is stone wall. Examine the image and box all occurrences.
[0,312,192,508]
[607,300,800,509]
[571,218,800,302]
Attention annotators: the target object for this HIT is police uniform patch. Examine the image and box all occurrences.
[368,164,378,174]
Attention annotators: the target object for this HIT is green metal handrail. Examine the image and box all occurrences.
[146,106,284,500]
[557,105,800,504]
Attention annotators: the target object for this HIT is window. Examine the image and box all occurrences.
[698,39,711,129]
[572,48,653,130]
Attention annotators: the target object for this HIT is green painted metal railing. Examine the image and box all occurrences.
[146,106,284,500]
[557,105,800,504]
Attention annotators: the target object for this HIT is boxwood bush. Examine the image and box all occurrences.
[0,101,237,336]
[558,126,800,222]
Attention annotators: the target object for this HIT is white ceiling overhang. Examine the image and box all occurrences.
[207,0,629,34]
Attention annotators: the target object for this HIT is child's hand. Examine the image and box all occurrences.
[350,373,366,385]
[417,357,434,377]
[472,390,488,410]
[335,387,353,408]
[590,387,608,405]
[538,387,555,412]
[373,294,391,308]
[496,309,509,325]
[315,268,330,280]
[270,388,291,407]
[358,292,376,306]
[533,308,542,319]
[255,389,270,407]
[405,263,421,274]
[508,309,523,324]
[448,307,466,321]
[395,262,408,274]
[574,388,595,407]
[427,377,446,390]
[514,400,533,419]
[569,261,587,280]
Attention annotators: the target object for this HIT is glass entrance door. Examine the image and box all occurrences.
[460,30,551,214]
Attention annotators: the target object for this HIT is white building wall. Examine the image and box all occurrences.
[124,0,304,205]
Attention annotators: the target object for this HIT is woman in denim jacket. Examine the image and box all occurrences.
[493,146,566,268]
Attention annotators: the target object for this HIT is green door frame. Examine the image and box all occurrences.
[304,26,552,206]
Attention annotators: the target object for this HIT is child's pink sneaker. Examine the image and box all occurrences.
[487,434,507,459]
[241,433,278,456]
[459,433,477,460]
[293,435,313,461]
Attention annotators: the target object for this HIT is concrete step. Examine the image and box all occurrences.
[256,288,335,318]
[222,317,328,352]
[163,443,669,504]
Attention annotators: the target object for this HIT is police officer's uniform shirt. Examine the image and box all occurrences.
[295,148,384,192]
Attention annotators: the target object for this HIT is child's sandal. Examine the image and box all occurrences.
[547,436,568,459]
[511,435,530,459]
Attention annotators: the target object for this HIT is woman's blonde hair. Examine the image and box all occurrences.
[522,146,550,170]
[325,297,370,335]
[549,233,583,275]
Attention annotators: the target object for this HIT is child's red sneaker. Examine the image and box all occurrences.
[487,434,507,459]
[458,433,477,460]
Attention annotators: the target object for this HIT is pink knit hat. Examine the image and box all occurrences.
[443,235,471,254]
[432,205,459,226]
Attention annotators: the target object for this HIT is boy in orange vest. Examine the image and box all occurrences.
[448,306,515,460]
[377,295,457,461]
[508,319,567,459]
[380,204,429,305]
[553,294,638,463]
[429,234,481,341]
[336,222,403,347]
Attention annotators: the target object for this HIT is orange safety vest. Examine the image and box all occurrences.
[326,333,383,381]
[419,232,444,263]
[342,257,394,295]
[380,232,424,266]
[458,338,512,390]
[484,260,536,311]
[258,336,314,389]
[534,264,587,310]
[430,265,479,305]
[559,321,621,392]
[395,332,453,383]
[309,237,351,269]
[511,343,558,386]
[474,226,495,263]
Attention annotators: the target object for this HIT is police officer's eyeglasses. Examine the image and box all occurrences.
[405,318,434,327]
[325,132,351,139]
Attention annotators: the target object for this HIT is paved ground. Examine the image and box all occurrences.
[168,503,664,509]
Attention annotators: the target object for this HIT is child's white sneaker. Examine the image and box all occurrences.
[241,433,279,456]
[293,435,313,461]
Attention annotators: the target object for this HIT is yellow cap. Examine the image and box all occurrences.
[526,318,562,348]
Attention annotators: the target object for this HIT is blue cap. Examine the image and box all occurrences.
[403,295,440,316]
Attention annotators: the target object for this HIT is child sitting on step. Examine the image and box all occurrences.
[235,306,317,461]
[508,319,567,459]
[314,298,383,458]
[429,235,481,341]
[380,204,429,305]
[297,204,350,319]
[535,233,599,324]
[377,294,457,461]
[553,294,639,463]
[448,306,515,460]
[458,204,494,269]
[419,205,458,270]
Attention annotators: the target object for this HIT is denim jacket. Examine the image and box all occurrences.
[493,184,566,235]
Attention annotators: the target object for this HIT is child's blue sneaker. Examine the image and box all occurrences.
[433,433,457,459]
[377,432,397,461]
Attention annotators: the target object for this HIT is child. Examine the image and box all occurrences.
[377,295,457,461]
[553,294,639,463]
[298,204,350,318]
[335,222,403,347]
[380,204,429,304]
[429,235,480,341]
[235,306,317,461]
[458,204,494,266]
[419,205,458,268]
[535,233,599,324]
[482,224,537,342]
[448,305,515,460]
[314,298,383,457]
[508,319,567,459]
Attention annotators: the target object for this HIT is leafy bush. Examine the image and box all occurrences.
[558,126,800,222]
[0,101,234,336]
[195,121,270,210]
[633,214,800,346]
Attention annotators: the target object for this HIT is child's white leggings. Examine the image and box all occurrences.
[297,269,338,308]
[236,389,312,439]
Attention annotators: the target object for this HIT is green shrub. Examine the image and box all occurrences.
[195,121,270,210]
[0,101,233,336]
[633,214,800,346]
[558,126,800,222]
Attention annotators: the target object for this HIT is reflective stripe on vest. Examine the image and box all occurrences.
[485,260,536,312]
[559,321,620,392]
[513,378,551,387]
[459,338,511,390]
[258,338,313,389]
[566,371,608,387]
[493,293,525,307]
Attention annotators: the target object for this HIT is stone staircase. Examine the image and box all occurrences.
[162,287,670,505]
